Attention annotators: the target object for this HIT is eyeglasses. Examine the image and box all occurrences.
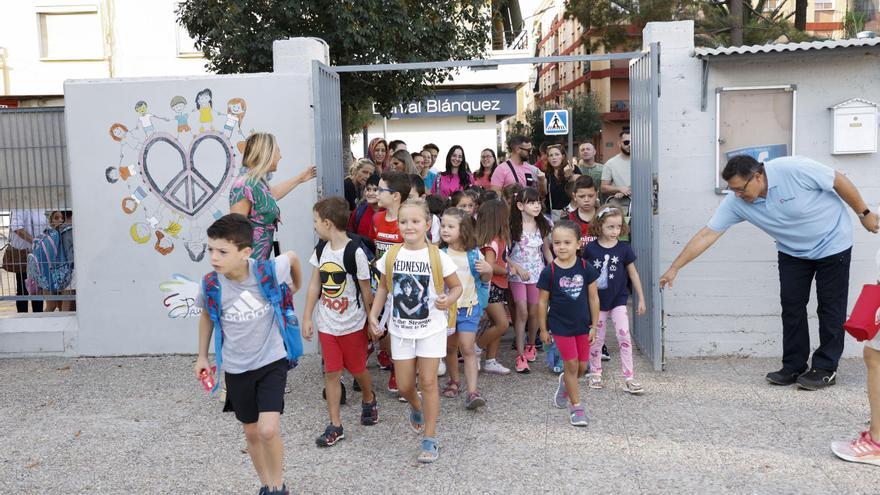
[377,187,395,194]
[519,146,533,152]
[727,173,756,193]
[622,140,631,146]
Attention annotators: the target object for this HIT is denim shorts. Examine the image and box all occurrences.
[455,307,481,333]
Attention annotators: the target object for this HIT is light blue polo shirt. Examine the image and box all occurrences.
[707,156,852,260]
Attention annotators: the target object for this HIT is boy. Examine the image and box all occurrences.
[194,214,301,495]
[302,197,378,447]
[567,175,600,249]
[347,174,380,253]
[371,171,412,392]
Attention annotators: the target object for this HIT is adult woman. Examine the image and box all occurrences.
[472,148,497,188]
[431,145,473,198]
[367,137,390,173]
[544,144,580,221]
[417,150,437,191]
[344,158,375,210]
[389,149,419,175]
[229,132,317,259]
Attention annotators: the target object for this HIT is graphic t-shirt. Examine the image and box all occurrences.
[376,247,457,339]
[582,240,637,311]
[537,259,600,337]
[371,210,403,259]
[309,243,371,336]
[195,256,291,374]
[509,228,545,284]
[445,248,485,309]
[568,210,597,248]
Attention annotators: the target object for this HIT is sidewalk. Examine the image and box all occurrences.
[1,344,876,494]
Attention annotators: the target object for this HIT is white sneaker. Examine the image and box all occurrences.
[437,360,447,376]
[482,359,511,375]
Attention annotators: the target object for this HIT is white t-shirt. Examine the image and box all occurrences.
[429,214,441,244]
[9,209,48,249]
[376,246,457,339]
[445,248,484,309]
[308,243,371,336]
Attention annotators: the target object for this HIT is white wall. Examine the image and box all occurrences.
[647,21,880,359]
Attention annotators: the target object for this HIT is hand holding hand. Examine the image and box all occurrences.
[368,315,382,337]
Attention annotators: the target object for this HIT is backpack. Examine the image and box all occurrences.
[202,258,303,394]
[441,246,489,318]
[27,225,73,292]
[352,201,372,232]
[384,243,456,328]
[314,233,378,308]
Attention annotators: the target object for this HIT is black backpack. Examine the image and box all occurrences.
[314,233,378,308]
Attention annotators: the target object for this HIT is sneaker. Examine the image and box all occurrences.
[589,374,603,389]
[266,485,289,495]
[388,372,398,393]
[515,354,530,373]
[765,368,803,386]
[361,398,379,426]
[315,424,344,447]
[601,345,611,362]
[465,391,486,410]
[623,379,644,395]
[552,365,564,374]
[438,360,447,377]
[831,431,880,466]
[483,359,511,375]
[796,368,837,391]
[569,405,588,426]
[377,350,393,370]
[524,345,537,362]
[553,372,568,408]
[535,340,544,352]
[259,486,268,495]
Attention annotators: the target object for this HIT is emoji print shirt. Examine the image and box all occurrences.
[309,243,371,336]
[537,259,600,337]
[582,240,637,311]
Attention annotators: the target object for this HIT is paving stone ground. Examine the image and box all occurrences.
[2,336,880,494]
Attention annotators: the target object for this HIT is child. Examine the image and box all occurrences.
[582,207,646,394]
[371,172,412,391]
[439,208,492,408]
[302,197,378,447]
[475,198,513,375]
[537,220,600,426]
[194,214,302,495]
[369,198,462,463]
[425,193,445,246]
[508,187,552,373]
[347,174,380,254]
[568,175,600,249]
[448,189,478,217]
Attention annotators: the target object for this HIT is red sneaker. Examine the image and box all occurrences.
[515,354,530,373]
[388,371,398,393]
[377,350,393,370]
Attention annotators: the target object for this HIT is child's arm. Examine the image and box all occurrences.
[626,262,646,315]
[538,289,551,345]
[194,311,213,377]
[368,276,389,336]
[284,251,302,293]
[436,273,462,310]
[483,249,505,277]
[588,281,600,342]
[300,269,321,342]
[542,235,553,264]
[358,279,374,312]
[475,252,493,283]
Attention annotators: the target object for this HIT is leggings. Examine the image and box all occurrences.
[589,305,633,379]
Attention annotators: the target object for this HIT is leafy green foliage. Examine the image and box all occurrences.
[696,0,816,48]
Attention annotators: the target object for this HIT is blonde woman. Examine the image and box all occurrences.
[229,132,317,259]
[344,158,375,210]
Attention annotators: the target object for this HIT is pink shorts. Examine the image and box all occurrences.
[553,334,590,362]
[509,281,539,304]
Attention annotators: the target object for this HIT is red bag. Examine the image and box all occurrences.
[843,284,880,342]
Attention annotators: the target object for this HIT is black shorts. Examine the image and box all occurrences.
[489,284,507,304]
[223,358,288,424]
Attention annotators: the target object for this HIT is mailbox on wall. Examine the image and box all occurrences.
[830,98,878,155]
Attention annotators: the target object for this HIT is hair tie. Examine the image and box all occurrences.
[598,207,613,218]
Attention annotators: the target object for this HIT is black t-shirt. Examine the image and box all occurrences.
[544,169,580,210]
[537,258,600,336]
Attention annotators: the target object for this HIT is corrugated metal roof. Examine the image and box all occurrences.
[695,37,880,59]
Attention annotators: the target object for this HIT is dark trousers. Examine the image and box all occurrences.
[777,247,850,372]
[14,271,43,314]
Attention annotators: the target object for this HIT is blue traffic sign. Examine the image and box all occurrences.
[543,110,569,135]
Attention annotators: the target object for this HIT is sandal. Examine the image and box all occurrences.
[409,407,424,434]
[441,380,460,398]
[589,374,603,389]
[417,437,439,463]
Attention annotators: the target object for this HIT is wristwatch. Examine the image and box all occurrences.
[859,208,871,219]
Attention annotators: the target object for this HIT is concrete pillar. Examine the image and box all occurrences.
[273,38,330,73]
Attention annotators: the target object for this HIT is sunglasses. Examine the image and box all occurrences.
[622,140,631,146]
[320,271,346,285]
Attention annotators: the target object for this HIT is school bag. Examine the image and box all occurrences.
[352,201,372,232]
[202,258,303,393]
[440,246,489,318]
[384,243,457,327]
[27,225,74,292]
[315,233,378,308]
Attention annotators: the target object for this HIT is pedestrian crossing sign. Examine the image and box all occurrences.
[543,110,569,135]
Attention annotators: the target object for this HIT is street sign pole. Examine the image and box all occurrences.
[568,107,573,160]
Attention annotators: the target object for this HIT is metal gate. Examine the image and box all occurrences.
[629,43,663,370]
[312,60,344,198]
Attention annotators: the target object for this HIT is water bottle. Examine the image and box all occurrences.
[199,366,217,392]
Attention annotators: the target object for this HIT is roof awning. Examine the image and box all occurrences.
[696,37,880,61]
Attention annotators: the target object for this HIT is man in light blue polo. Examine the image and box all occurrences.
[660,155,879,390]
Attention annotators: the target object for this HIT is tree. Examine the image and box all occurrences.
[517,94,602,150]
[178,0,491,167]
[696,0,816,47]
[564,0,693,52]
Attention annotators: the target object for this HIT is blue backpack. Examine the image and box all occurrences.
[441,247,489,318]
[202,258,303,393]
[27,225,73,292]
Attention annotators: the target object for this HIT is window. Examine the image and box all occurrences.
[175,2,201,56]
[763,0,779,11]
[815,0,835,10]
[37,5,104,60]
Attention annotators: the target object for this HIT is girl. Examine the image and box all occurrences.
[413,152,436,192]
[475,198,512,375]
[508,187,552,373]
[367,138,390,172]
[344,159,376,210]
[448,189,478,218]
[194,88,215,132]
[544,144,580,222]
[390,149,419,175]
[369,198,462,463]
[583,207,646,394]
[432,145,472,198]
[537,220,600,426]
[229,133,317,259]
[439,208,492,409]
[223,97,247,141]
[473,148,497,189]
